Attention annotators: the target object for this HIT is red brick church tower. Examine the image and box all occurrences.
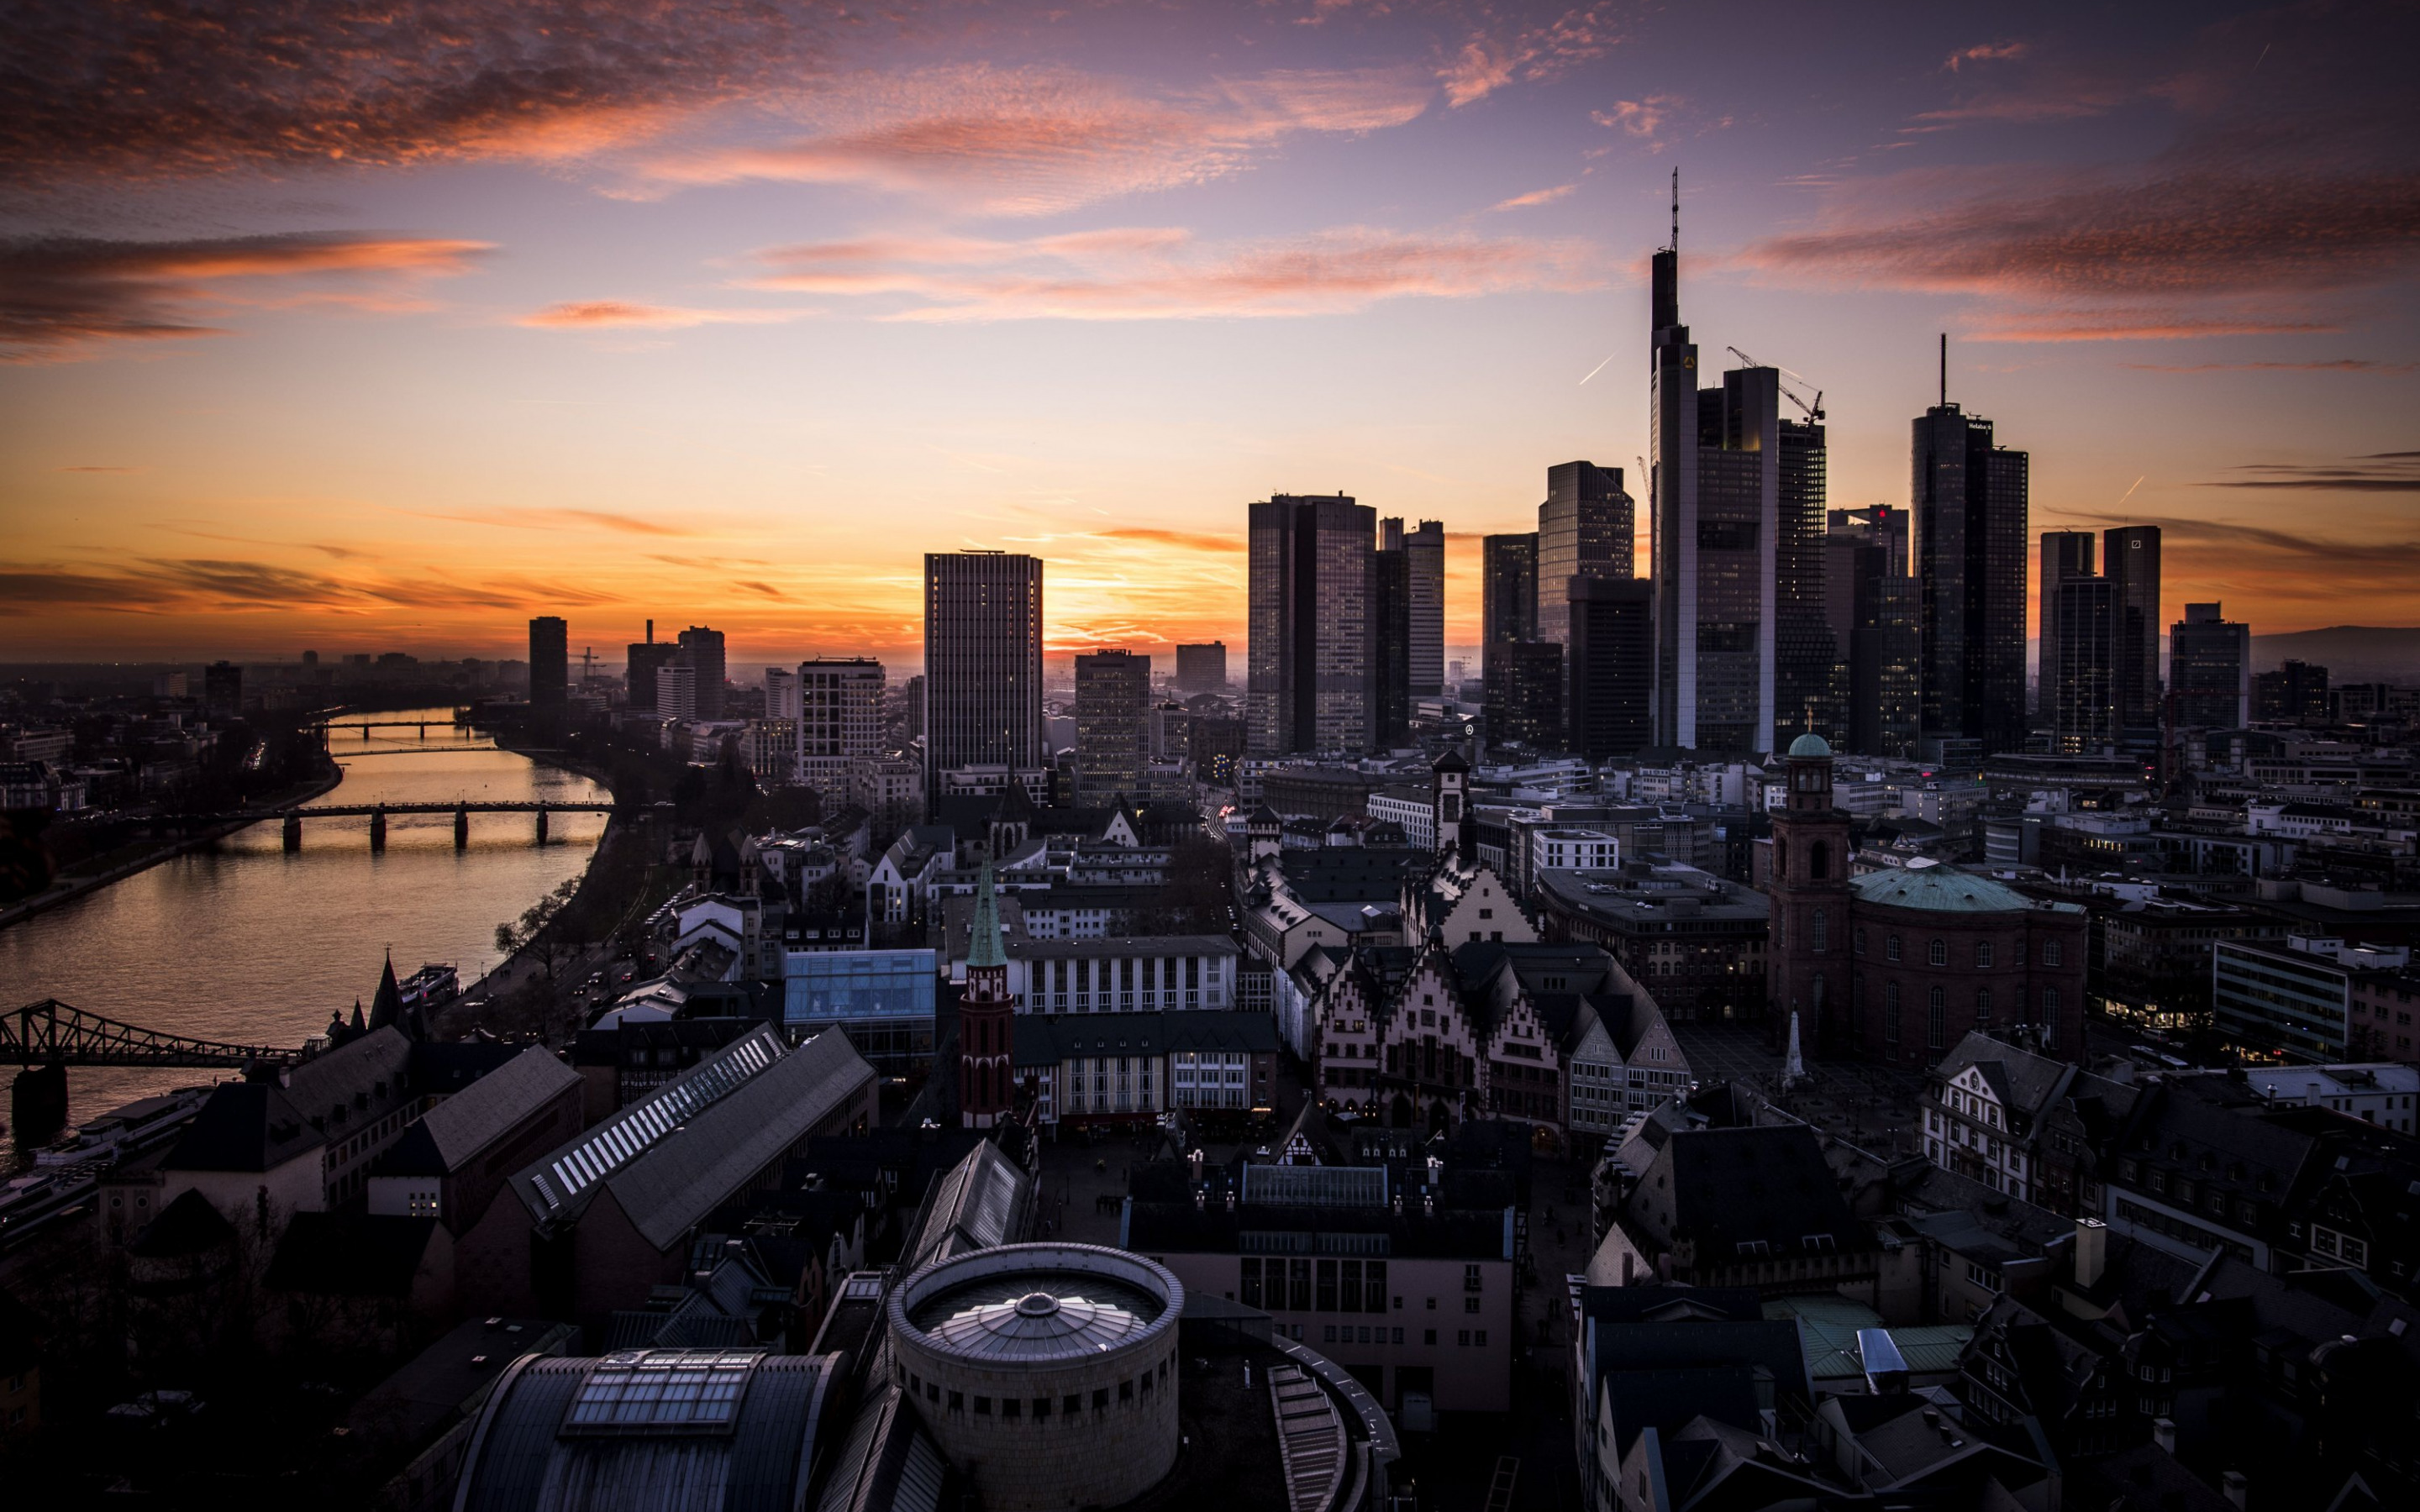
[959,862,1018,1128]
[1766,732,1852,1055]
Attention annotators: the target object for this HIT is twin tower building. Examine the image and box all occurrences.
[1249,210,2036,763]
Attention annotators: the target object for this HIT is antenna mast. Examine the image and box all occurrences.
[1669,167,1680,253]
[1939,332,1947,408]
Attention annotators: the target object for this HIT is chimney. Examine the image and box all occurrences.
[2223,1469,2248,1509]
[2152,1418,2176,1456]
[2075,1217,2107,1288]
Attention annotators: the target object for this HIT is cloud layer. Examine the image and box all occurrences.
[2,0,858,182]
[648,64,1434,215]
[1,233,490,358]
[750,224,1597,319]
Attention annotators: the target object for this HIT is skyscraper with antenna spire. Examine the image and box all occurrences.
[1912,333,2030,756]
[1649,168,1785,753]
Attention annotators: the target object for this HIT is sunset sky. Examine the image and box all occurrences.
[5,0,2415,675]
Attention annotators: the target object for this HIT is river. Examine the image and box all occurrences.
[0,709,609,1126]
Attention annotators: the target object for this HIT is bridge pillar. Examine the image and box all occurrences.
[282,812,302,853]
[370,806,387,852]
[419,723,428,738]
[11,1063,68,1147]
[364,724,372,740]
[455,804,471,849]
[534,806,550,846]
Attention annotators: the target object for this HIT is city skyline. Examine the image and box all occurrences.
[6,0,2418,667]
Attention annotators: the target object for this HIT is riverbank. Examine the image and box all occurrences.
[0,763,344,933]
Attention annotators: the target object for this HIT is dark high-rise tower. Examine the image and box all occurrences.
[529,616,568,709]
[1481,533,1539,666]
[1652,223,1780,752]
[677,624,727,720]
[2037,532,2096,726]
[2102,525,2162,732]
[1912,351,2029,755]
[2170,602,2249,730]
[923,551,1044,800]
[1403,518,1445,697]
[1373,522,1413,748]
[1484,641,1563,753]
[1775,417,1839,745]
[1566,577,1653,759]
[625,619,676,714]
[1536,462,1632,650]
[2049,574,2118,753]
[1174,641,1227,695]
[1247,493,1376,753]
[1074,649,1151,800]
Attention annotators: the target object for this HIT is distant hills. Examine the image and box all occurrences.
[2251,626,2420,683]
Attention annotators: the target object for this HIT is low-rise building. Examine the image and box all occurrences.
[1125,1162,1518,1416]
[1012,1010,1278,1128]
[1534,860,1770,1023]
[2213,933,2412,1062]
[366,1045,583,1231]
[457,1024,876,1332]
[1921,1032,2137,1214]
[1586,1122,1881,1305]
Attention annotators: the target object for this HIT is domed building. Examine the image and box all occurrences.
[1765,736,2088,1064]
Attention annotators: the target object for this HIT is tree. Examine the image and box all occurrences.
[494,876,590,1034]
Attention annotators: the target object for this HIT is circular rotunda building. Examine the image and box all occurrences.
[886,1242,1182,1512]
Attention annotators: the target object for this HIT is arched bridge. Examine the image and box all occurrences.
[182,800,616,851]
[4,999,304,1068]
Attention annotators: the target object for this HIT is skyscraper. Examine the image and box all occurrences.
[1566,577,1654,759]
[529,616,567,709]
[1485,641,1563,753]
[625,620,676,713]
[2170,602,2249,731]
[1825,508,1919,757]
[203,659,242,719]
[1247,493,1376,754]
[797,658,884,794]
[1651,232,1780,753]
[2102,525,2162,733]
[2049,575,2118,754]
[1775,416,1839,746]
[1174,642,1227,695]
[2036,531,2096,726]
[1912,359,2029,755]
[1403,518,1445,698]
[1372,527,1412,748]
[1481,533,1539,663]
[923,551,1044,800]
[1535,462,1631,651]
[677,625,728,720]
[764,666,801,722]
[1074,649,1152,800]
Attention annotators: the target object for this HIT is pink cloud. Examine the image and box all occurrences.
[1,233,491,360]
[1946,40,2029,72]
[518,300,808,329]
[750,224,1599,321]
[1441,6,1623,107]
[1491,183,1579,212]
[650,64,1432,215]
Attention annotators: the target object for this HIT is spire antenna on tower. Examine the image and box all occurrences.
[1669,167,1680,253]
[1939,332,1948,408]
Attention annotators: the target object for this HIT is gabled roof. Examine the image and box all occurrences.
[371,1045,578,1180]
[507,1023,876,1252]
[1628,1123,1871,1259]
[129,1188,237,1259]
[162,1026,415,1173]
[898,1140,1034,1273]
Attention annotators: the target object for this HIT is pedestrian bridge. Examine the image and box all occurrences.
[185,800,615,850]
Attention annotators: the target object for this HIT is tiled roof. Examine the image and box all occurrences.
[372,1045,578,1179]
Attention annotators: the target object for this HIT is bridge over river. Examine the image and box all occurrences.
[178,799,617,851]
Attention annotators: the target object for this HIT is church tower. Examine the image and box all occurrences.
[1765,733,1851,1054]
[1431,748,1470,858]
[958,863,1018,1128]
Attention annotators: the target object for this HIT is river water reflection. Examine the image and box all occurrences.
[0,709,607,1121]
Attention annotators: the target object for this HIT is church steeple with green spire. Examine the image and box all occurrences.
[959,861,1017,1128]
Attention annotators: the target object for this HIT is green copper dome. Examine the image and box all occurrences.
[1786,732,1833,759]
[1849,864,2033,914]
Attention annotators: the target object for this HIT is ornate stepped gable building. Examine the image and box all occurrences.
[1307,937,1684,1139]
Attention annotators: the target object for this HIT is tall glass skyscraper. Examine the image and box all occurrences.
[528,616,567,709]
[1247,494,1375,753]
[1651,237,1780,753]
[677,624,727,720]
[2102,525,2162,732]
[1912,394,2029,755]
[1535,461,1631,653]
[1073,648,1151,800]
[2037,531,2096,726]
[923,552,1044,802]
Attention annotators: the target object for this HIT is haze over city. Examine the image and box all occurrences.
[6,0,2416,668]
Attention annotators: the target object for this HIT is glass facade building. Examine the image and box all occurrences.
[784,948,939,1073]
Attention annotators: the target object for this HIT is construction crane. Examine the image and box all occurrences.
[1724,345,1824,423]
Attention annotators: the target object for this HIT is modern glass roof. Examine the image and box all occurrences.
[907,1271,1162,1362]
[563,1349,765,1431]
[529,1030,780,1213]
